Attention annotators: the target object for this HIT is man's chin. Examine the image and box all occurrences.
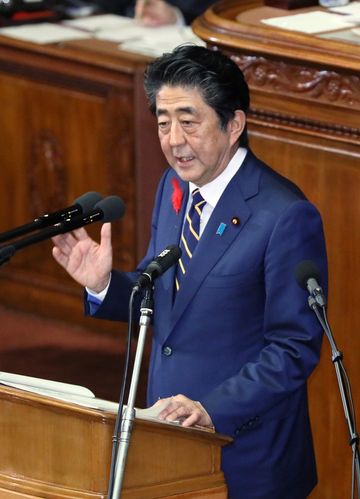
[172,165,200,184]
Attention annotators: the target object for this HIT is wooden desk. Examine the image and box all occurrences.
[0,385,230,498]
[0,36,166,332]
[193,2,360,497]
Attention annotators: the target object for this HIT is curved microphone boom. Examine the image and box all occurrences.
[134,245,182,291]
[0,195,125,266]
[294,260,360,496]
[0,191,103,244]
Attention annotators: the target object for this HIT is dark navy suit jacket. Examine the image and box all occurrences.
[90,150,328,498]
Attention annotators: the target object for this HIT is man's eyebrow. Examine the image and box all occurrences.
[156,106,197,117]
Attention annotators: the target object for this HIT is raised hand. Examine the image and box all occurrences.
[52,223,113,293]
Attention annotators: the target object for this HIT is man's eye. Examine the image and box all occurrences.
[158,122,169,129]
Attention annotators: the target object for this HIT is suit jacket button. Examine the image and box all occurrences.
[162,346,173,356]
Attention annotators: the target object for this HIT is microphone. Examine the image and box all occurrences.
[134,245,182,290]
[0,195,125,266]
[294,260,327,308]
[0,191,103,244]
[56,195,125,230]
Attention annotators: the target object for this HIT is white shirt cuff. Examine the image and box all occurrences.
[86,274,112,302]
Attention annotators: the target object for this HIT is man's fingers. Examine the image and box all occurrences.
[158,397,199,420]
[157,395,213,428]
[165,405,202,424]
[52,233,77,255]
[181,412,202,428]
[153,396,171,408]
[100,223,112,248]
[161,403,184,422]
[52,246,69,268]
[71,227,90,241]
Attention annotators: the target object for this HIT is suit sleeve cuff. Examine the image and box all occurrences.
[85,275,112,315]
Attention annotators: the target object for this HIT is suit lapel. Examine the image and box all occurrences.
[154,177,188,326]
[158,180,188,292]
[168,152,261,335]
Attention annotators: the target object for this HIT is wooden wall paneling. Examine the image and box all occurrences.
[248,81,359,499]
[0,37,164,333]
[0,66,132,331]
[249,123,360,497]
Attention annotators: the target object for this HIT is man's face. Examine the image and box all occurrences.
[155,85,244,187]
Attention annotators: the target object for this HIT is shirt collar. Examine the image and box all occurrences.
[189,147,248,209]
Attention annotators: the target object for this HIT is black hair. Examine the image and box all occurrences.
[144,44,250,147]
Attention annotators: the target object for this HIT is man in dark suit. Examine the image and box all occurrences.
[98,0,216,25]
[52,45,328,498]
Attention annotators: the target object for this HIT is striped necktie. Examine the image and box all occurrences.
[175,188,206,291]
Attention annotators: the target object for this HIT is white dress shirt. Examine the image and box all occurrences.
[187,147,247,236]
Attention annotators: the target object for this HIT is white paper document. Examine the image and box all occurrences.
[65,13,205,55]
[0,23,91,44]
[0,371,169,422]
[0,13,204,54]
[319,27,360,43]
[0,371,95,397]
[119,28,205,57]
[94,24,175,43]
[330,1,360,14]
[63,13,134,32]
[262,10,356,33]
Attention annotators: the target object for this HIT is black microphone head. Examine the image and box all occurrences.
[95,196,126,222]
[146,245,182,276]
[151,244,181,273]
[73,191,103,212]
[134,244,181,290]
[148,244,181,274]
[155,244,182,274]
[294,260,321,290]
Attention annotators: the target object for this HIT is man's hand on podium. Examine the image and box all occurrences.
[155,394,214,429]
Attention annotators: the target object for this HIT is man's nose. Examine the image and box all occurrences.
[169,123,185,147]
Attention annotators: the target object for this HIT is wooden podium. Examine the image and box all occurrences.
[0,386,230,498]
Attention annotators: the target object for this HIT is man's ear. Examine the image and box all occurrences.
[228,110,246,146]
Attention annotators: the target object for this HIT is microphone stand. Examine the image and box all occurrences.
[308,295,360,498]
[109,285,154,499]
